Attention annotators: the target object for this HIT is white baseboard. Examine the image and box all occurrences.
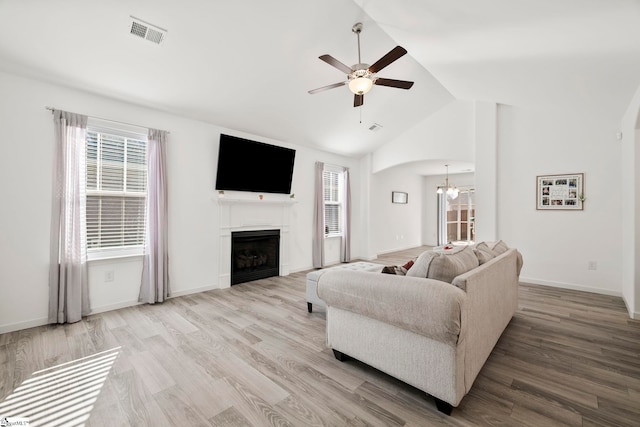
[377,244,423,256]
[89,300,141,315]
[90,284,220,314]
[519,276,622,298]
[622,296,639,319]
[0,317,49,334]
[170,284,219,297]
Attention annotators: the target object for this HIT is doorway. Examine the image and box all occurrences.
[437,189,475,246]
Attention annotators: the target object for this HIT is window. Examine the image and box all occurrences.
[85,123,147,258]
[323,167,343,236]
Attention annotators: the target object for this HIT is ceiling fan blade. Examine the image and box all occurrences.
[374,78,414,90]
[354,94,364,107]
[369,46,408,74]
[319,54,352,74]
[308,81,347,94]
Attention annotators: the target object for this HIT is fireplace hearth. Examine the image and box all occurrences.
[231,229,280,285]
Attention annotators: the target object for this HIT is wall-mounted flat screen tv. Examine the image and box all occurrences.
[215,134,296,194]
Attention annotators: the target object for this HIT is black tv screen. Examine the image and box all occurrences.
[215,134,296,194]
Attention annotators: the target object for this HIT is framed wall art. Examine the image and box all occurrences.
[536,173,584,210]
[392,191,408,204]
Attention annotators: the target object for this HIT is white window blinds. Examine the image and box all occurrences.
[86,126,147,254]
[323,169,342,236]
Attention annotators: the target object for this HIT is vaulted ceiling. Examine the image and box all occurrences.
[1,0,639,159]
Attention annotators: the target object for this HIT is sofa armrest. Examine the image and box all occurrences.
[317,270,466,347]
[453,248,519,392]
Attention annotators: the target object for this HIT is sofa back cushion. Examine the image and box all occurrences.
[406,250,438,278]
[427,246,479,283]
[490,240,509,255]
[406,246,479,284]
[474,242,497,265]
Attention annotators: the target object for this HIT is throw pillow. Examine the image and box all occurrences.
[474,242,496,265]
[381,265,407,275]
[490,240,509,255]
[427,245,479,283]
[406,251,439,278]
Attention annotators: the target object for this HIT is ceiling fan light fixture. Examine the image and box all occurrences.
[308,22,413,107]
[349,77,373,95]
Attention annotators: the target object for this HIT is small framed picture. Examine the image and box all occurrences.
[536,173,584,210]
[392,191,408,204]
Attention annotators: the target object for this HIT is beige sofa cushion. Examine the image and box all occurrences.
[479,240,523,275]
[427,246,479,283]
[406,250,438,278]
[489,240,509,255]
[474,242,496,265]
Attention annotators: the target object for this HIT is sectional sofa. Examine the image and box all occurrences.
[316,242,523,414]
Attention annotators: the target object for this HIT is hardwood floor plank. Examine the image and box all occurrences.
[296,366,406,427]
[209,406,253,427]
[85,401,131,427]
[355,380,464,427]
[213,352,290,406]
[153,385,212,427]
[508,404,577,427]
[222,375,293,427]
[128,350,176,395]
[274,394,335,427]
[110,369,172,426]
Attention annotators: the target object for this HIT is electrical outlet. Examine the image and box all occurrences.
[105,270,115,282]
[587,261,597,271]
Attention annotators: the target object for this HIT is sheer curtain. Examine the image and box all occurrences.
[49,110,90,324]
[139,129,170,303]
[312,161,325,268]
[340,168,351,262]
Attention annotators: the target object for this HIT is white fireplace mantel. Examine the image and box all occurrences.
[216,195,295,288]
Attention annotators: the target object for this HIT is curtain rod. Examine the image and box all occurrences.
[45,106,170,134]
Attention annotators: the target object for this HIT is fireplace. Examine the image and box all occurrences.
[231,229,280,285]
[217,196,293,288]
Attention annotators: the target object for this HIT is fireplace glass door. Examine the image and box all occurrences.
[231,229,280,285]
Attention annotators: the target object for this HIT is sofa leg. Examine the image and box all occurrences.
[307,302,313,313]
[332,349,349,362]
[434,397,453,416]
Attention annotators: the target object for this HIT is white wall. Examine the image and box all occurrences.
[497,104,622,296]
[0,71,361,333]
[473,101,498,242]
[371,100,474,174]
[370,166,424,255]
[621,84,640,318]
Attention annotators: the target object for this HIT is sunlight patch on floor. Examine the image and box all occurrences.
[0,347,120,427]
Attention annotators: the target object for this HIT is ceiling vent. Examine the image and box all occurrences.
[368,123,383,132]
[129,16,166,44]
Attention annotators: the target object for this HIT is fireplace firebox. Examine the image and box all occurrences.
[231,229,280,285]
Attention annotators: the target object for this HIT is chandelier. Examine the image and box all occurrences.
[436,164,459,199]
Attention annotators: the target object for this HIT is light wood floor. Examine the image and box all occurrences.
[1,246,640,426]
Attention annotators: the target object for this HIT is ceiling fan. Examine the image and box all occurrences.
[308,22,414,108]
